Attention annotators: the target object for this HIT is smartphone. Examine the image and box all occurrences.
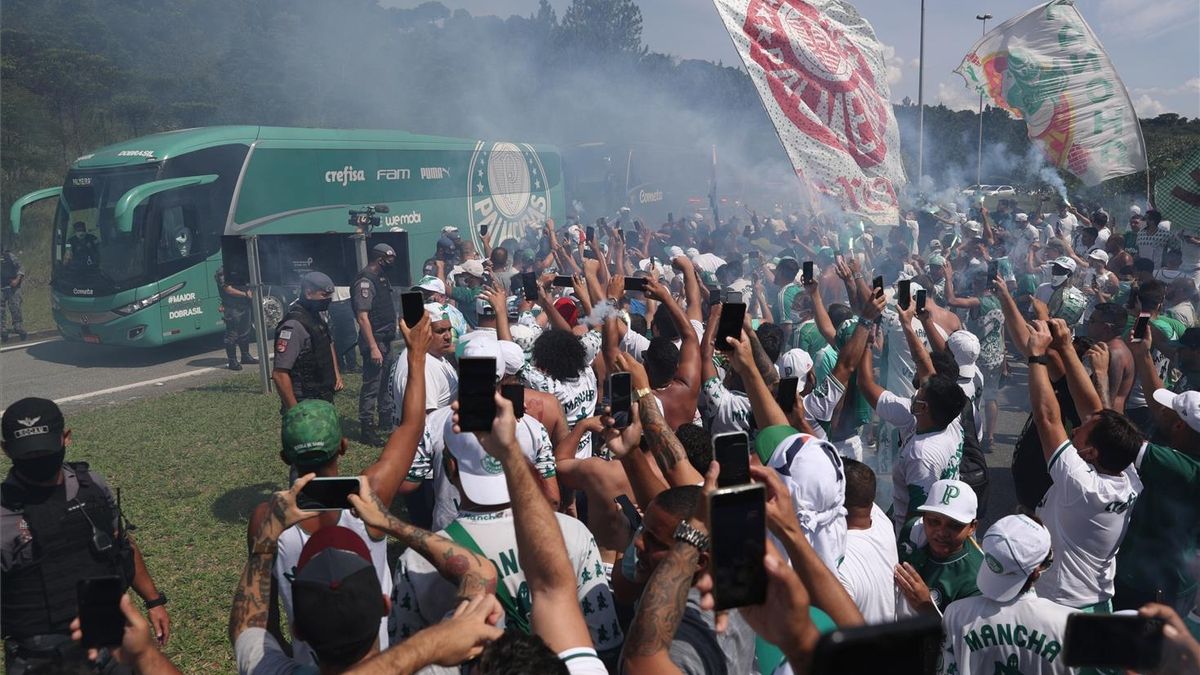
[297,477,360,511]
[521,272,538,302]
[609,372,632,429]
[915,289,928,314]
[77,576,124,647]
[618,229,626,242]
[709,483,767,610]
[802,260,814,284]
[552,275,574,288]
[480,223,489,237]
[743,224,752,237]
[586,225,595,242]
[713,432,751,487]
[458,357,498,431]
[775,376,799,413]
[400,291,425,328]
[872,276,884,295]
[500,383,525,419]
[625,276,648,293]
[812,615,943,674]
[1132,313,1151,342]
[897,279,912,310]
[614,494,642,530]
[714,302,746,351]
[1063,613,1164,670]
[988,260,999,284]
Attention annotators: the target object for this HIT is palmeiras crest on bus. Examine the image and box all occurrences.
[467,141,551,249]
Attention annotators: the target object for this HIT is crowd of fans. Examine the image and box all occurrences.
[6,194,1200,674]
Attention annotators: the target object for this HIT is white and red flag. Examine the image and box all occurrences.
[712,0,906,224]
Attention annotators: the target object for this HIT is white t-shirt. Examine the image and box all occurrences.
[405,407,557,532]
[389,509,624,656]
[701,377,752,435]
[235,627,316,675]
[880,309,930,397]
[938,591,1077,675]
[1010,224,1041,273]
[392,351,458,424]
[1049,212,1077,241]
[1035,440,1142,608]
[692,252,727,275]
[875,391,964,529]
[274,511,392,665]
[837,504,899,624]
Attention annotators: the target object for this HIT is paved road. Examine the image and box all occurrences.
[0,335,254,414]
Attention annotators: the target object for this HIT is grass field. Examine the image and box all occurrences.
[0,372,386,672]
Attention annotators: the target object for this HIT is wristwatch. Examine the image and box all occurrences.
[635,387,653,402]
[144,593,168,609]
[673,521,711,552]
[1028,354,1051,366]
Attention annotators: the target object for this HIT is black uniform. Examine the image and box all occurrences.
[353,266,397,432]
[217,267,257,369]
[1,464,133,673]
[274,302,337,405]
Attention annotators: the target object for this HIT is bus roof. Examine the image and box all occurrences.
[72,126,479,170]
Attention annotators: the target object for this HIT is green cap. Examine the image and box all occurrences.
[281,400,343,468]
[755,424,800,465]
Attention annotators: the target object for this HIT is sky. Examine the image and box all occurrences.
[384,0,1200,117]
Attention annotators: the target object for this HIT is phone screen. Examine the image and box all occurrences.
[743,225,753,237]
[915,289,928,313]
[586,225,595,242]
[521,272,538,302]
[297,477,360,511]
[500,383,525,419]
[897,279,912,310]
[458,357,497,431]
[709,484,767,610]
[480,223,489,236]
[1063,614,1164,670]
[988,260,999,283]
[714,302,747,351]
[775,377,799,413]
[609,372,632,429]
[401,291,425,328]
[802,261,814,284]
[713,432,751,487]
[625,276,648,293]
[614,494,642,530]
[1132,313,1151,341]
[552,275,574,288]
[812,615,943,674]
[872,276,884,294]
[78,576,124,647]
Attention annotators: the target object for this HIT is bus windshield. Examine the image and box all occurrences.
[53,165,161,293]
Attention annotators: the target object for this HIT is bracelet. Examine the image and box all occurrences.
[853,273,864,279]
[144,593,168,609]
[1028,354,1050,366]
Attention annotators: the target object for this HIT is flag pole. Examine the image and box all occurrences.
[917,0,926,182]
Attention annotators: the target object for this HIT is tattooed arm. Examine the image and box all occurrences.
[621,541,697,674]
[349,480,497,600]
[639,391,704,487]
[230,476,319,646]
[745,315,780,388]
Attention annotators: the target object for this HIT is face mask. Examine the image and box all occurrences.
[1052,274,1069,287]
[300,297,332,313]
[15,450,65,483]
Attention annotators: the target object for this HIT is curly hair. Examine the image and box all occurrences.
[531,329,587,381]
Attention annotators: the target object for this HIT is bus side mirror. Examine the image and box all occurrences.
[10,187,63,234]
[114,174,218,233]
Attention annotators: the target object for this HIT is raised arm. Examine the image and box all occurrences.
[996,274,1065,379]
[942,259,980,310]
[726,329,790,429]
[675,256,704,324]
[1026,321,1069,458]
[1048,318,1103,421]
[857,340,886,410]
[808,281,837,343]
[898,302,936,383]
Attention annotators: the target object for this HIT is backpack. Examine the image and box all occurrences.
[958,403,990,519]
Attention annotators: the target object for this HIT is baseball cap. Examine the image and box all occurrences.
[554,297,579,326]
[1015,213,1029,223]
[947,331,981,380]
[1087,249,1110,264]
[475,296,497,318]
[1160,220,1172,232]
[666,246,685,259]
[1130,205,1143,216]
[916,479,978,524]
[441,225,460,235]
[1052,256,1077,273]
[424,303,448,322]
[776,349,814,381]
[292,527,385,659]
[962,220,982,234]
[443,414,539,506]
[300,271,335,294]
[414,275,446,295]
[753,425,847,570]
[685,247,700,259]
[462,338,506,382]
[460,260,485,278]
[371,243,396,258]
[1,398,66,459]
[281,400,343,469]
[976,514,1052,603]
[927,254,947,268]
[1151,389,1200,434]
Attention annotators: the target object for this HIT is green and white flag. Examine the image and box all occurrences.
[1153,148,1200,233]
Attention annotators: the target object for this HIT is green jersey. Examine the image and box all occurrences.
[775,282,803,326]
[899,518,984,613]
[1115,443,1200,601]
[451,285,483,327]
[796,320,828,357]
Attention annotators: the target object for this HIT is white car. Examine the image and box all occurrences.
[962,184,1017,196]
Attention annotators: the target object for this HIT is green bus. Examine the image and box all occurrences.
[10,126,565,347]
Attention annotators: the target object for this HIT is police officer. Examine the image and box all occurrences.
[1,398,170,673]
[216,266,259,371]
[1,246,26,342]
[354,244,399,444]
[272,271,343,411]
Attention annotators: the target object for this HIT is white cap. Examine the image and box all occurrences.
[424,303,448,322]
[441,225,459,234]
[948,330,980,380]
[475,296,497,318]
[1160,220,1172,232]
[1152,389,1200,433]
[776,349,814,381]
[1015,213,1029,223]
[666,246,685,259]
[976,514,1052,602]
[685,247,700,258]
[1087,249,1110,264]
[460,259,485,278]
[442,414,538,507]
[1130,205,1143,216]
[1052,256,1077,273]
[963,220,982,234]
[414,275,446,295]
[917,479,978,524]
[756,428,847,571]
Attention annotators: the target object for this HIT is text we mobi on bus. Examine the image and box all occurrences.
[10,126,565,347]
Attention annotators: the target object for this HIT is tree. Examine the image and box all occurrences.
[558,0,645,57]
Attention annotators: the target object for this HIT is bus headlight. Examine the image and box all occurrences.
[113,282,186,316]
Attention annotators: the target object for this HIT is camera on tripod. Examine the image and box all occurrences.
[348,204,390,232]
